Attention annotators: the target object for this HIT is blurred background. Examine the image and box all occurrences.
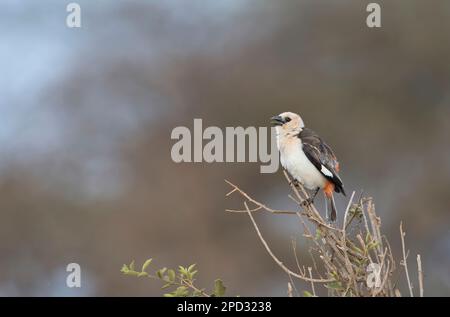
[1,0,449,296]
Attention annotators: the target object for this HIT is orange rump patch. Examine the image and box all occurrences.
[323,181,335,198]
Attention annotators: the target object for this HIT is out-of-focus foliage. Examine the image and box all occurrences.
[121,259,226,297]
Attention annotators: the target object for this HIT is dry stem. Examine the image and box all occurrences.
[225,174,424,297]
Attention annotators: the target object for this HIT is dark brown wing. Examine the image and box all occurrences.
[298,128,346,195]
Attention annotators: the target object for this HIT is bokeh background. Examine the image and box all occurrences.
[1,0,449,296]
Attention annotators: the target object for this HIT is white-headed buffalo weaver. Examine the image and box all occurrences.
[271,112,346,221]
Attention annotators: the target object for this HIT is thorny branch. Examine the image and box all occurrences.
[225,172,424,297]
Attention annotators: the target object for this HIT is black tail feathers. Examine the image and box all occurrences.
[328,195,337,222]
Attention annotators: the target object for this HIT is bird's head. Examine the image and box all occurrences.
[270,112,304,135]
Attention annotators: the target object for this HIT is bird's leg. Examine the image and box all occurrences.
[302,188,320,207]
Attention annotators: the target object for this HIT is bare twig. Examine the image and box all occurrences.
[308,267,316,296]
[244,202,333,283]
[417,254,424,297]
[287,282,293,297]
[400,222,414,297]
[342,191,356,232]
[225,180,298,215]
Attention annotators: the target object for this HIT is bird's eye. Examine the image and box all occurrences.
[285,117,291,123]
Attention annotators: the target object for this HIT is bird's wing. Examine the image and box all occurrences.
[298,128,346,195]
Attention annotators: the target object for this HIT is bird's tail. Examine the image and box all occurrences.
[324,182,337,221]
[328,194,337,222]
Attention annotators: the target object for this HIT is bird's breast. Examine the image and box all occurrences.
[280,141,326,190]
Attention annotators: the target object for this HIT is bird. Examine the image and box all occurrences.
[271,112,346,221]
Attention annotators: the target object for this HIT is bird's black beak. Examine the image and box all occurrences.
[270,115,284,126]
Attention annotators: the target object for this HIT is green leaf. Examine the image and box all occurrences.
[157,267,167,279]
[120,264,129,274]
[193,289,205,297]
[178,266,188,277]
[129,260,135,271]
[138,272,148,277]
[163,293,175,297]
[188,264,196,273]
[174,286,189,297]
[351,245,364,255]
[141,259,153,272]
[213,279,226,297]
[303,291,314,297]
[367,241,379,250]
[315,229,322,240]
[168,269,176,282]
[326,281,343,290]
